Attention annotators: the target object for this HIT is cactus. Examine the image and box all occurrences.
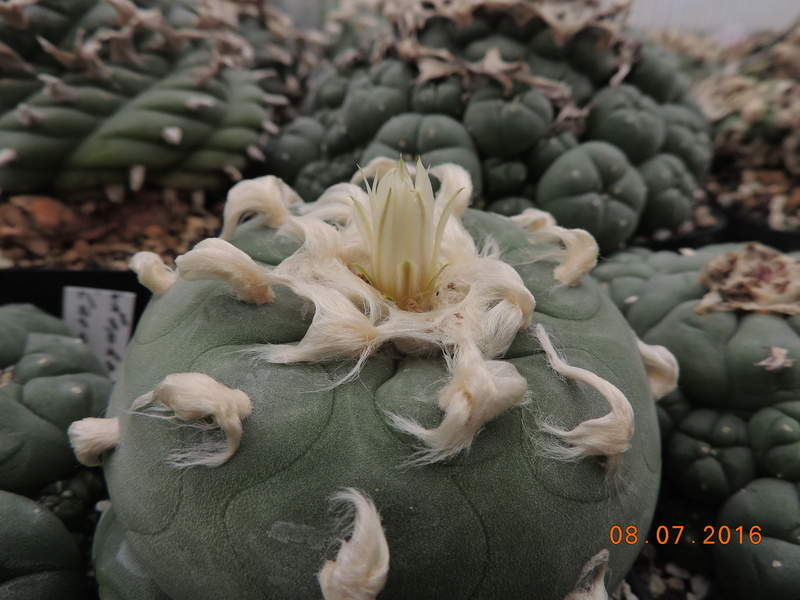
[0,490,87,599]
[0,303,111,493]
[592,243,800,597]
[70,158,675,599]
[0,0,311,200]
[715,479,800,600]
[265,0,712,252]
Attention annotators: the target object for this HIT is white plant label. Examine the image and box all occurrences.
[62,286,136,378]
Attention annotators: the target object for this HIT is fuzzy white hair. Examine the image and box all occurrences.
[534,324,633,479]
[635,339,679,400]
[129,252,177,296]
[318,489,389,600]
[68,417,121,466]
[131,373,252,467]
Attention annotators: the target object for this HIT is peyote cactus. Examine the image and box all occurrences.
[0,490,87,599]
[592,242,800,599]
[0,303,113,600]
[714,478,800,600]
[0,303,111,493]
[0,0,312,199]
[71,158,677,599]
[265,0,712,252]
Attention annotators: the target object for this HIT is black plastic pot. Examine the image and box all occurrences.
[717,207,800,252]
[631,204,730,252]
[0,268,150,326]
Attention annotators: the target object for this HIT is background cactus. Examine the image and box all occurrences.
[0,0,313,200]
[0,302,114,600]
[0,490,88,599]
[264,0,712,252]
[0,303,111,493]
[592,243,800,599]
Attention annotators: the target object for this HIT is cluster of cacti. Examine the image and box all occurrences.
[0,0,313,200]
[67,158,678,599]
[264,0,712,252]
[0,303,113,599]
[592,243,800,600]
[688,20,800,176]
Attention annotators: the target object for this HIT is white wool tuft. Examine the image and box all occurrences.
[351,157,399,185]
[508,208,557,232]
[129,251,177,296]
[176,238,278,304]
[528,226,599,287]
[68,417,121,466]
[318,489,390,600]
[635,339,679,400]
[389,339,528,463]
[534,324,633,479]
[564,549,610,600]
[301,183,371,225]
[131,373,252,467]
[428,163,472,218]
[220,175,303,240]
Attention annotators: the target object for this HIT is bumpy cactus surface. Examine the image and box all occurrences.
[592,243,800,599]
[714,478,800,600]
[0,490,87,599]
[72,158,676,599]
[265,0,711,252]
[0,0,310,199]
[0,303,111,493]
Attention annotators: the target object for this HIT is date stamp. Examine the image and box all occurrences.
[610,525,763,545]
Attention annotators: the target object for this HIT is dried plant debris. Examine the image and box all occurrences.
[709,169,800,231]
[696,242,800,315]
[657,19,800,227]
[0,189,221,269]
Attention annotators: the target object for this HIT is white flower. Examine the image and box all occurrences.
[352,157,456,311]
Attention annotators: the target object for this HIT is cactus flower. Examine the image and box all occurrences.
[352,157,456,311]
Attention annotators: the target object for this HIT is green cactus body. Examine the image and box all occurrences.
[584,85,666,164]
[715,479,800,600]
[265,117,325,183]
[527,131,579,181]
[748,402,800,480]
[463,87,552,158]
[624,38,695,106]
[409,75,465,117]
[37,469,106,529]
[85,161,665,599]
[340,60,412,145]
[0,304,110,493]
[0,0,309,198]
[361,113,484,197]
[265,0,710,248]
[636,153,698,235]
[659,103,713,179]
[666,409,757,504]
[0,490,86,599]
[592,243,800,597]
[536,141,647,252]
[594,245,800,415]
[596,245,800,415]
[482,158,528,198]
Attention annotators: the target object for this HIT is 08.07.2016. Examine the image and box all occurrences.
[609,524,763,545]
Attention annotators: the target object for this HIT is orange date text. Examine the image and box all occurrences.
[609,525,762,545]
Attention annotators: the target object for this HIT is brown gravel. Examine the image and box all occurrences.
[0,189,223,271]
